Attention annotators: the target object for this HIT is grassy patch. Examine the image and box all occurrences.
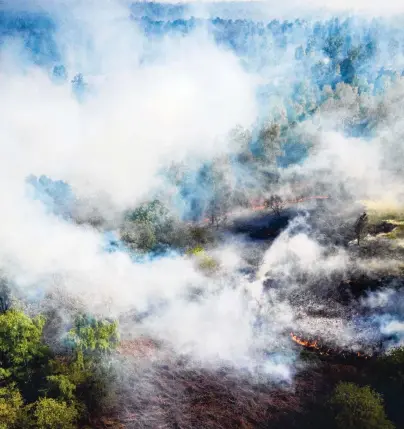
[368,211,404,224]
[384,225,404,240]
[362,200,404,224]
[198,256,219,273]
[187,246,220,274]
[361,201,404,240]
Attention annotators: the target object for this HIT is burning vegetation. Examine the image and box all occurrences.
[5,3,404,429]
[290,332,374,361]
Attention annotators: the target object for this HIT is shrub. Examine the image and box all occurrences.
[329,382,394,429]
[0,385,23,428]
[32,398,78,429]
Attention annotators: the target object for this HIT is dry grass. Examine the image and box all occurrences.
[112,340,326,429]
[361,199,404,224]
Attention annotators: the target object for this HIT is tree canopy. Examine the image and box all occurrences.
[329,382,394,429]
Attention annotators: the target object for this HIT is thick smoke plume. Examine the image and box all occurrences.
[3,2,404,427]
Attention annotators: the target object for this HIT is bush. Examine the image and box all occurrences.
[329,382,394,429]
[0,308,120,428]
[0,309,49,401]
[32,398,78,429]
[187,247,219,274]
[0,310,47,375]
[370,347,404,427]
[0,385,23,428]
[122,199,175,252]
[65,315,119,354]
[46,374,76,402]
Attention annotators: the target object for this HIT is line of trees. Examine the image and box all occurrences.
[0,306,119,428]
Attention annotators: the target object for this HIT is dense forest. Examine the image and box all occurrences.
[2,1,404,428]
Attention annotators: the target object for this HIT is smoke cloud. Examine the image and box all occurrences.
[3,0,404,411]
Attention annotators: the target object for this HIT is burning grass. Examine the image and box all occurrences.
[290,332,374,361]
[112,331,370,428]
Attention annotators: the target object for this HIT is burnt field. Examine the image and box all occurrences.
[110,332,381,429]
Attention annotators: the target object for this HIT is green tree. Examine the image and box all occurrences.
[0,384,23,429]
[62,315,119,416]
[0,279,11,314]
[371,347,404,427]
[329,382,394,429]
[323,35,344,59]
[257,123,283,165]
[0,310,49,387]
[65,315,119,355]
[187,247,219,274]
[229,125,253,164]
[136,223,157,251]
[122,199,174,252]
[126,199,168,225]
[0,308,119,427]
[187,226,215,247]
[46,375,76,402]
[32,398,78,429]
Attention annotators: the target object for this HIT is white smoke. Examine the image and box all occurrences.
[3,0,404,389]
[0,0,298,377]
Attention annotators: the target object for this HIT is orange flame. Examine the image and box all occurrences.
[290,332,370,359]
[290,332,321,350]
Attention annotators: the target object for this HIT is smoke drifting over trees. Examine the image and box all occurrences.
[2,0,404,427]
